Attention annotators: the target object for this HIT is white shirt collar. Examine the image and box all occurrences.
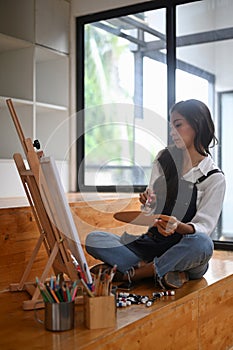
[183,154,217,181]
[196,154,216,176]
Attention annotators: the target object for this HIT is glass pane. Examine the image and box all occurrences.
[219,92,233,241]
[83,8,167,187]
[176,0,233,242]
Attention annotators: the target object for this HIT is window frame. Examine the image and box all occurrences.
[214,91,233,251]
[76,0,201,193]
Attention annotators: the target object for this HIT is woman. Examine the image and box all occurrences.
[85,99,226,289]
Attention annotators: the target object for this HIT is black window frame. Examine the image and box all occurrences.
[76,0,202,193]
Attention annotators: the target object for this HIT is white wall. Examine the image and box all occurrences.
[0,159,69,198]
[71,0,152,16]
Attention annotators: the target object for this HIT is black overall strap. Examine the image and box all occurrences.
[195,169,223,184]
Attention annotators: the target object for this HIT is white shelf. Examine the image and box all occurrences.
[0,33,32,53]
[0,96,33,107]
[0,159,69,198]
[35,46,69,107]
[35,0,70,54]
[36,102,68,112]
[0,0,70,197]
[36,108,69,161]
[0,101,33,158]
[0,0,34,43]
[0,46,34,101]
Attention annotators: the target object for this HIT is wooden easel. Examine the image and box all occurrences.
[6,99,81,310]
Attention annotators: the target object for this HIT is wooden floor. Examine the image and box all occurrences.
[1,196,233,349]
[0,250,233,350]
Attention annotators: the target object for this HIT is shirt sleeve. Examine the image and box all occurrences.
[188,172,226,236]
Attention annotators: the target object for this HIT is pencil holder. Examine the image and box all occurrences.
[34,301,75,331]
[84,295,116,329]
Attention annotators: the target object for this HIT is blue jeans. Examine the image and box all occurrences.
[85,231,214,280]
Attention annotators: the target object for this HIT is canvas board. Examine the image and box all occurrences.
[39,156,92,284]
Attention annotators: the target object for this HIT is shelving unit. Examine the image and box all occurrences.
[0,0,70,197]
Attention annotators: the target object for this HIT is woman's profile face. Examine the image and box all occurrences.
[170,111,196,150]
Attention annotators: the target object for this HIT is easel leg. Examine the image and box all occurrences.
[22,242,59,310]
[9,232,45,292]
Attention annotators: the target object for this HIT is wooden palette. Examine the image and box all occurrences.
[113,211,170,226]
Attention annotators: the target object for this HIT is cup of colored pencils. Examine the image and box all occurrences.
[34,275,80,331]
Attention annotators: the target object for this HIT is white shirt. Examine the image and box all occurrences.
[148,154,226,236]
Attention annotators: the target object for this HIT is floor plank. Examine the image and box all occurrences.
[0,250,233,350]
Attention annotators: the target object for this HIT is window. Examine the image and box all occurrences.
[77,6,168,192]
[76,0,233,248]
[76,1,200,192]
[175,0,233,247]
[216,91,233,246]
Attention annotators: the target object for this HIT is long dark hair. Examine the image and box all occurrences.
[153,99,217,215]
[153,145,183,215]
[169,99,218,156]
